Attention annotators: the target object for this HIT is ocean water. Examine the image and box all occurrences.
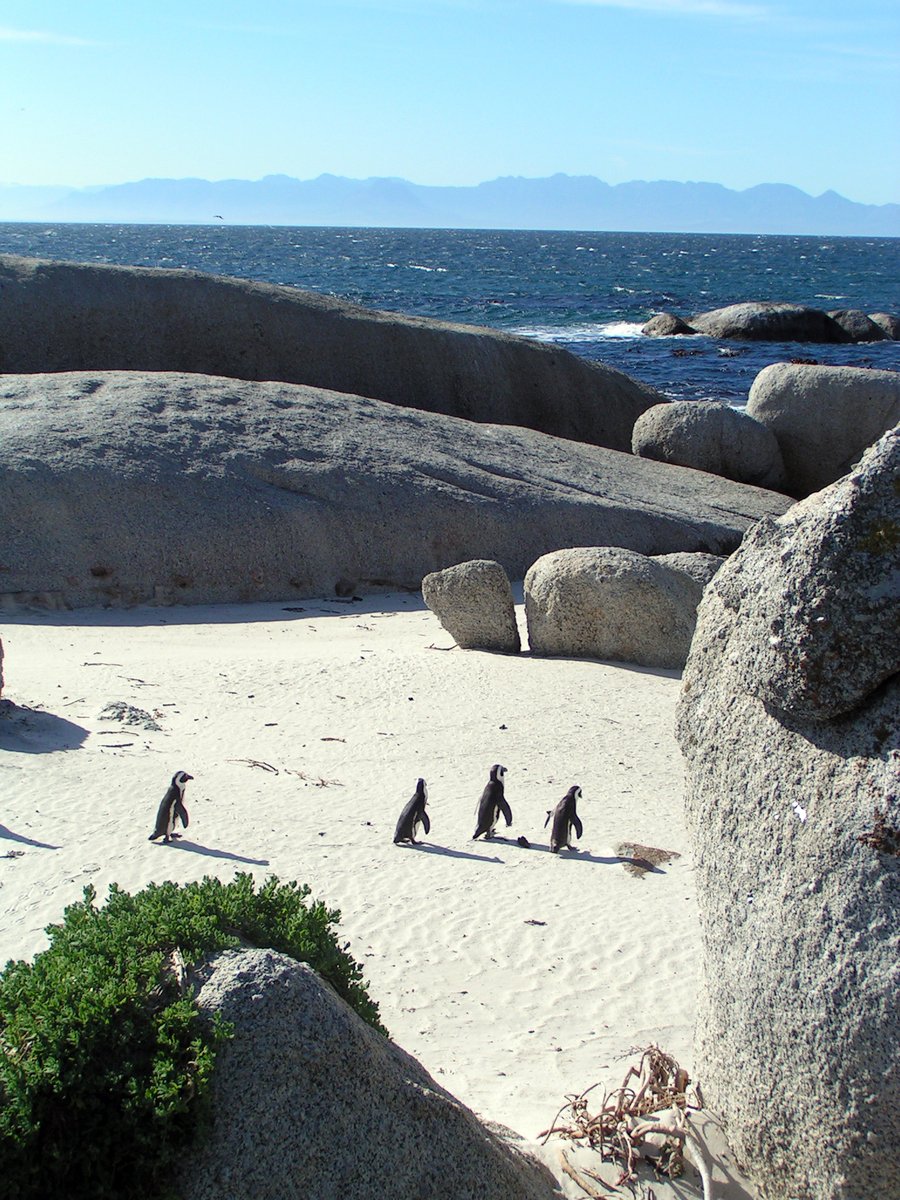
[1,223,897,404]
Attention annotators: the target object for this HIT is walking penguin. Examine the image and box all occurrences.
[394,778,430,844]
[545,785,583,852]
[473,763,512,839]
[149,770,193,844]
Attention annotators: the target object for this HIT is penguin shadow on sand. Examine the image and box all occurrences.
[0,700,89,754]
[0,823,60,852]
[163,839,270,867]
[401,841,503,864]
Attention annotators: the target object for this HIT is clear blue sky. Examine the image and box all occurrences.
[2,0,898,205]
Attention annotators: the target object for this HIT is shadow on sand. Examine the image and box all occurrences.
[395,842,503,863]
[0,700,89,754]
[160,838,269,866]
[0,823,60,851]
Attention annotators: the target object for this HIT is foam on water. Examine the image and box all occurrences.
[508,320,645,343]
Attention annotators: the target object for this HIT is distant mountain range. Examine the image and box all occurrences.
[0,173,897,236]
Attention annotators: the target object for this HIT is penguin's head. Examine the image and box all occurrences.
[417,778,428,802]
[490,764,507,781]
[570,786,582,801]
[173,770,194,788]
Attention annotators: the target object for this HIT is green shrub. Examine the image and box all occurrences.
[0,873,385,1200]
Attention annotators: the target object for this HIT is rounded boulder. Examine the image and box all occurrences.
[747,362,900,496]
[631,400,787,491]
[421,559,520,652]
[524,546,703,669]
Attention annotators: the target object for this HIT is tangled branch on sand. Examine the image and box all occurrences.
[539,1045,713,1200]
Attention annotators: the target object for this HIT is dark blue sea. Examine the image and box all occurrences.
[1,223,897,404]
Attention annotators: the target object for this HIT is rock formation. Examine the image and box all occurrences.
[827,309,888,342]
[641,302,900,343]
[869,312,900,339]
[0,252,664,453]
[0,371,791,611]
[421,560,520,652]
[688,302,849,342]
[177,949,561,1200]
[632,400,787,491]
[524,546,704,668]
[641,312,696,337]
[747,362,900,496]
[675,427,900,1200]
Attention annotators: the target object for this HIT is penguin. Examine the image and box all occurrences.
[545,785,583,853]
[473,763,512,839]
[393,778,430,844]
[149,771,193,844]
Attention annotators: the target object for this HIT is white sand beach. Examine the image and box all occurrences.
[0,592,755,1198]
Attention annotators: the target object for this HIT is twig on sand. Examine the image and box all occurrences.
[540,1045,707,1198]
[558,1149,610,1197]
[426,643,457,651]
[284,769,343,788]
[228,758,279,774]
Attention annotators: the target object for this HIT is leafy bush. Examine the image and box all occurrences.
[0,873,385,1200]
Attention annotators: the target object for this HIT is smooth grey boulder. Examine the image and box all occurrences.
[524,546,703,668]
[0,372,792,612]
[422,560,520,652]
[632,400,787,491]
[675,429,900,1200]
[178,949,560,1200]
[689,302,849,343]
[869,312,900,339]
[642,312,696,337]
[747,362,900,496]
[827,308,888,342]
[0,252,664,453]
[652,551,725,589]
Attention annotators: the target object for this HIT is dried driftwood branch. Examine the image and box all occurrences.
[540,1045,708,1198]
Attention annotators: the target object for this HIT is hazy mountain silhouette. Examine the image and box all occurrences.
[1,173,897,236]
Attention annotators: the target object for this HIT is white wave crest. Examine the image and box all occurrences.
[509,320,644,343]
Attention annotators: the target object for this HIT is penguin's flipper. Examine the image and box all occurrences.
[499,798,513,827]
[175,800,189,829]
[421,811,431,835]
[572,814,583,840]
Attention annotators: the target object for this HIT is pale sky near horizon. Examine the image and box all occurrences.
[2,0,898,206]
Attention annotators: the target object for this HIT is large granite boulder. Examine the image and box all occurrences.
[642,312,696,337]
[689,302,849,343]
[421,560,520,652]
[524,546,703,668]
[632,400,787,491]
[827,309,888,342]
[869,312,900,339]
[747,362,900,496]
[0,372,792,611]
[178,949,560,1200]
[0,253,664,453]
[675,428,900,1200]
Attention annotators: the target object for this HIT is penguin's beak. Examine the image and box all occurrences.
[184,773,194,781]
